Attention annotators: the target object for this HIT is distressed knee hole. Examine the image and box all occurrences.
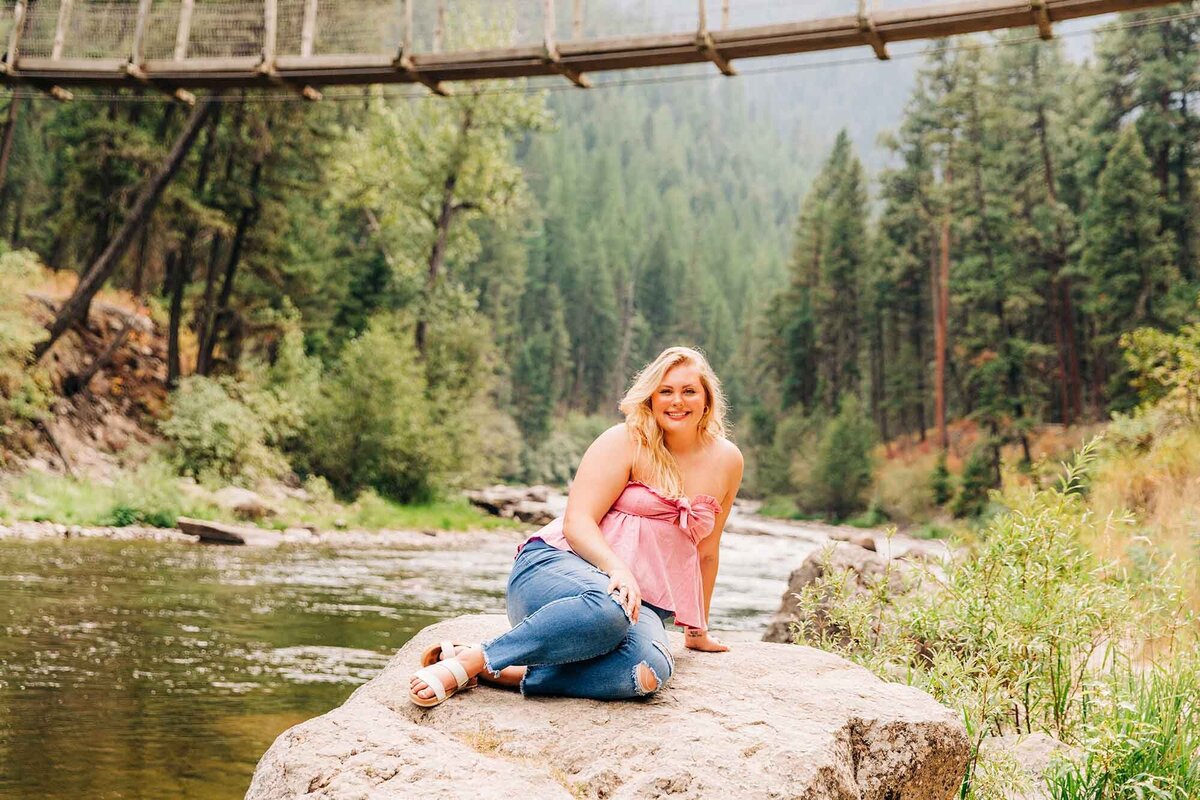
[635,661,660,695]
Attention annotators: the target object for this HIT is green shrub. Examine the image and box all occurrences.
[930,453,953,506]
[952,444,997,518]
[518,413,614,486]
[790,442,1193,799]
[160,376,288,482]
[0,250,49,438]
[301,315,455,502]
[799,394,876,520]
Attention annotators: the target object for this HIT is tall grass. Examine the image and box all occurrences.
[789,442,1198,799]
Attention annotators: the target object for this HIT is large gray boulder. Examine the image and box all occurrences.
[247,614,968,800]
[763,541,916,644]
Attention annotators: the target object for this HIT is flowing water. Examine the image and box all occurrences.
[0,519,819,799]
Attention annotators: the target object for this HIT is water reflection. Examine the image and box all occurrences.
[0,523,814,798]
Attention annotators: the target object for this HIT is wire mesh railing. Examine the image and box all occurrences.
[0,0,1182,91]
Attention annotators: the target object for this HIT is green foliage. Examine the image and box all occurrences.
[930,453,954,506]
[1048,657,1200,800]
[1079,127,1179,409]
[518,413,614,486]
[0,250,49,437]
[301,315,450,502]
[160,376,289,483]
[1121,300,1200,420]
[952,444,998,519]
[0,458,217,527]
[792,442,1195,799]
[799,394,876,519]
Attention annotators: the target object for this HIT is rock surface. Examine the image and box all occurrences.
[464,485,566,526]
[247,614,969,800]
[978,733,1080,800]
[763,541,922,644]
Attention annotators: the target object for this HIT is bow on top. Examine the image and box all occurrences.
[615,481,723,545]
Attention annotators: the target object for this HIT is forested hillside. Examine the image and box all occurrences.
[750,11,1200,517]
[0,3,1196,519]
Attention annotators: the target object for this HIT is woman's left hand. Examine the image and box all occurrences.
[684,629,730,652]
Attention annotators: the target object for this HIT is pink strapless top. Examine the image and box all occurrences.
[524,480,722,630]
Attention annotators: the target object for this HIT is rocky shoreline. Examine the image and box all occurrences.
[0,519,524,548]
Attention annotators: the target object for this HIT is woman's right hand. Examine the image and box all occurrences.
[606,566,642,624]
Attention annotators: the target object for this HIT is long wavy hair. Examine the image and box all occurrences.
[618,346,727,498]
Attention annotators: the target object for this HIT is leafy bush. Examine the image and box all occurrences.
[518,413,614,486]
[0,250,49,438]
[301,314,455,502]
[790,442,1194,799]
[930,453,953,506]
[160,376,289,482]
[161,311,320,484]
[798,394,876,519]
[1121,302,1200,420]
[952,444,997,518]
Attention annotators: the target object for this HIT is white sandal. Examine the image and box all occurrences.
[409,656,472,708]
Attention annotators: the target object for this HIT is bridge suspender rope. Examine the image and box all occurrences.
[0,0,1184,100]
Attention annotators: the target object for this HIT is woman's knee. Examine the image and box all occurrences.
[579,588,631,647]
[634,639,674,696]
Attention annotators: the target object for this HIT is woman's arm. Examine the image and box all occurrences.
[561,424,644,622]
[686,443,744,652]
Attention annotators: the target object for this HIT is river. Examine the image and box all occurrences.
[0,514,822,799]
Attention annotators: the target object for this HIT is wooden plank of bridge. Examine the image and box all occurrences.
[1030,0,1055,39]
[261,0,279,75]
[2,0,28,74]
[175,0,195,60]
[434,0,444,54]
[395,0,450,96]
[0,0,1182,90]
[859,0,890,60]
[51,0,75,61]
[697,0,735,76]
[301,0,319,57]
[545,0,590,88]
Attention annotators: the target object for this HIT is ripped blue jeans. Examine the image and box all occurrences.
[481,538,675,699]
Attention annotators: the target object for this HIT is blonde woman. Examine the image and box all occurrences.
[410,346,743,706]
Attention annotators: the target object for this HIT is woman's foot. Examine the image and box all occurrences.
[410,647,487,702]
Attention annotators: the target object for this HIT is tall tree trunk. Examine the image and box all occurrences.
[912,286,927,442]
[933,214,950,452]
[1032,68,1083,423]
[165,249,186,387]
[198,150,265,375]
[33,97,220,362]
[416,105,475,355]
[0,96,22,227]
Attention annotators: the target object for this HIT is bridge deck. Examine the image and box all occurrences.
[0,0,1182,94]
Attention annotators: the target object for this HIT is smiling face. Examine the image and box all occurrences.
[650,361,708,434]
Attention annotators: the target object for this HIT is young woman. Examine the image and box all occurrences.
[409,346,743,706]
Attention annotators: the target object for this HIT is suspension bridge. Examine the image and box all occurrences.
[0,0,1183,101]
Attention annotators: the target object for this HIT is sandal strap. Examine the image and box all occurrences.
[441,657,470,687]
[413,657,471,702]
[439,640,457,660]
[413,666,449,701]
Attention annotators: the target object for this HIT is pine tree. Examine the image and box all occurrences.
[1079,126,1177,408]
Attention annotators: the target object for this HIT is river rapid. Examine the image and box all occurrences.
[0,511,823,799]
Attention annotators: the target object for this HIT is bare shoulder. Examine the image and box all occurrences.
[708,437,744,501]
[581,423,637,468]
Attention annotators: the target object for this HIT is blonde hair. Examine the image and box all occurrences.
[618,346,727,498]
